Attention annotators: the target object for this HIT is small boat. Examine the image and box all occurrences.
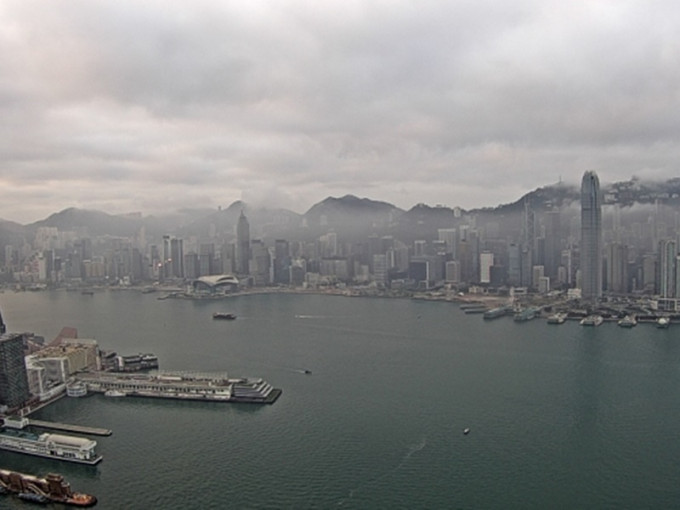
[618,315,637,328]
[580,315,603,327]
[656,317,670,329]
[303,369,312,375]
[81,290,94,296]
[104,390,126,397]
[463,428,470,435]
[547,313,567,325]
[213,312,237,320]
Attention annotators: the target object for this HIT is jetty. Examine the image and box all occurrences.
[28,419,112,437]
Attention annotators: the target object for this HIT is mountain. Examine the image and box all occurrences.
[29,208,144,237]
[302,195,403,238]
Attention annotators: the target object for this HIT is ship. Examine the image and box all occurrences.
[547,313,567,325]
[617,315,637,328]
[483,306,512,320]
[656,317,670,329]
[0,469,97,507]
[0,428,102,465]
[580,315,603,326]
[213,312,237,320]
[514,307,541,322]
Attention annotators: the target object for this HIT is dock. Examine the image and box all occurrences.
[27,419,112,436]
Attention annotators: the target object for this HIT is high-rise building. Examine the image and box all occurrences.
[580,171,603,301]
[658,239,677,298]
[0,333,30,409]
[236,210,250,275]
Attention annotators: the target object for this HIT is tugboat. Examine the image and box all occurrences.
[213,312,237,320]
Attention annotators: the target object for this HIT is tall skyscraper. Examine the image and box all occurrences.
[0,333,30,409]
[580,170,603,301]
[236,210,250,275]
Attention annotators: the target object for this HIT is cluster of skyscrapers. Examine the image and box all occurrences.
[3,171,680,310]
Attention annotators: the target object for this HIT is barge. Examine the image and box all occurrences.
[0,428,102,465]
[0,469,96,507]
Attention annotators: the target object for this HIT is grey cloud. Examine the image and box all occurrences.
[0,1,679,223]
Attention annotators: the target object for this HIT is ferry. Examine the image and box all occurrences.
[514,307,540,322]
[0,469,97,507]
[656,317,670,329]
[0,429,102,465]
[213,312,237,320]
[547,313,567,325]
[617,315,637,328]
[483,306,512,320]
[580,315,603,327]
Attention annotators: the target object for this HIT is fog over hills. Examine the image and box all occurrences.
[4,177,680,244]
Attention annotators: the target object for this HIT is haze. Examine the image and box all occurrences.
[1,1,679,224]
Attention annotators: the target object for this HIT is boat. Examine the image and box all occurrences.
[580,315,603,326]
[618,315,637,328]
[656,317,670,329]
[18,491,48,503]
[547,313,567,325]
[81,290,94,296]
[0,469,97,507]
[462,306,488,314]
[213,312,237,320]
[0,429,102,465]
[514,307,540,322]
[483,306,512,320]
[104,389,127,397]
[463,428,470,435]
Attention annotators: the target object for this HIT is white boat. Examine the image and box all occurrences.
[656,317,670,329]
[104,389,127,397]
[547,313,566,324]
[580,315,603,327]
[618,315,637,328]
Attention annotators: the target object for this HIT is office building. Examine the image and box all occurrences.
[580,171,603,300]
[0,333,30,409]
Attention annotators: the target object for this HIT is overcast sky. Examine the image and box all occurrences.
[1,1,679,223]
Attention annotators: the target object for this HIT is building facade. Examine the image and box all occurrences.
[580,171,603,301]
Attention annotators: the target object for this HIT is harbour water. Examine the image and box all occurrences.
[1,290,680,509]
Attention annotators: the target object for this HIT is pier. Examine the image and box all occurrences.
[27,419,112,436]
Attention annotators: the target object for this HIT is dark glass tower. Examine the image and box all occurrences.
[0,333,30,409]
[236,210,250,275]
[580,171,602,301]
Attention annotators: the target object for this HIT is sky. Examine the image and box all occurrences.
[1,1,679,224]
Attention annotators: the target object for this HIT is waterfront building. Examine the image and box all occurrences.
[580,171,603,301]
[0,333,30,409]
[479,252,494,284]
[658,239,677,298]
[236,210,250,275]
[606,242,629,294]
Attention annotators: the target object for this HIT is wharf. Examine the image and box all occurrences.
[27,419,112,436]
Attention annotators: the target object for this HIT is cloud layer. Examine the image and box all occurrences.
[1,1,679,223]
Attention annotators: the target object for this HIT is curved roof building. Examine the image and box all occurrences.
[192,275,240,293]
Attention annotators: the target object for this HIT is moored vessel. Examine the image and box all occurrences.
[0,428,102,465]
[0,469,97,507]
[547,313,567,325]
[580,315,603,327]
[656,317,670,329]
[618,315,637,328]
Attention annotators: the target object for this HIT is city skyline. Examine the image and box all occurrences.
[1,2,680,224]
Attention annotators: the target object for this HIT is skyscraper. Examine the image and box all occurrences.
[580,171,603,301]
[236,210,250,275]
[0,333,30,409]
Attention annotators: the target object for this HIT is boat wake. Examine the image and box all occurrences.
[337,437,427,506]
